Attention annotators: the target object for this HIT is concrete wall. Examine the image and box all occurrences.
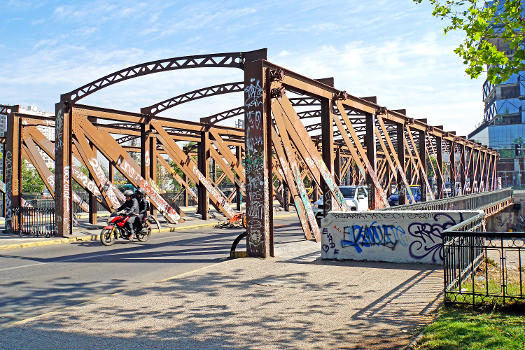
[321,210,481,264]
[486,190,524,232]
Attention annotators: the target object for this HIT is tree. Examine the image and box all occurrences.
[21,161,45,194]
[415,0,525,84]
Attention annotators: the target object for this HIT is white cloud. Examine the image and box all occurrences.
[270,35,483,136]
[32,39,58,50]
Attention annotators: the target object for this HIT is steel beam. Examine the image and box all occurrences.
[365,113,378,209]
[244,60,273,257]
[436,136,443,198]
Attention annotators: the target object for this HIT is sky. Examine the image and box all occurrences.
[0,0,486,136]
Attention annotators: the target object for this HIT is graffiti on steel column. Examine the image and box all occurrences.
[145,150,150,167]
[46,172,89,212]
[292,165,318,227]
[72,192,89,212]
[192,166,235,217]
[245,78,263,108]
[88,158,122,208]
[408,213,463,263]
[63,165,71,230]
[5,150,12,230]
[71,167,102,196]
[55,109,63,149]
[340,221,408,253]
[117,157,181,222]
[244,78,266,249]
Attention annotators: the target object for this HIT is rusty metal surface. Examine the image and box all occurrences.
[244,61,272,257]
[63,49,267,104]
[2,49,502,250]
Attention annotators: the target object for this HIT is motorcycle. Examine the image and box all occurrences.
[100,211,155,246]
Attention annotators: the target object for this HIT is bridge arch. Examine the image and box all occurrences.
[61,49,266,104]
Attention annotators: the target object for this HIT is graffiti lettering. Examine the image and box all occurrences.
[341,221,407,253]
[88,158,121,208]
[408,213,462,263]
[244,78,263,108]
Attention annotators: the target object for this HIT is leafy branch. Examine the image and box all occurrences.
[415,0,525,83]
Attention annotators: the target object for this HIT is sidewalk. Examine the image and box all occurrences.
[0,240,442,350]
[0,208,297,251]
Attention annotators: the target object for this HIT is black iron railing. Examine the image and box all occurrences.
[11,207,57,237]
[443,229,525,307]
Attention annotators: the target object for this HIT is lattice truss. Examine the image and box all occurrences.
[0,48,499,239]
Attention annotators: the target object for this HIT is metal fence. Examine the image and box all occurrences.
[443,219,525,307]
[11,207,57,237]
[382,188,513,211]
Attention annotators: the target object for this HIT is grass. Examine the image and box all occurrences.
[413,306,525,350]
[447,255,525,306]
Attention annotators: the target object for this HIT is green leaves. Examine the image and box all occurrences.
[416,0,525,84]
[21,160,45,194]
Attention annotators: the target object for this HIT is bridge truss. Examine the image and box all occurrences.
[1,49,499,257]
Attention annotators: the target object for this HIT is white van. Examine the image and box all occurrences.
[312,185,368,222]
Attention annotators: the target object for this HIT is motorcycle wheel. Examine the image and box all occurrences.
[100,227,115,246]
[136,223,151,242]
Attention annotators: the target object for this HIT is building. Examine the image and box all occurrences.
[19,105,55,171]
[469,1,525,187]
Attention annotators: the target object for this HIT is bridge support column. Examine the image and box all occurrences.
[436,136,443,199]
[396,123,406,205]
[450,140,456,197]
[244,60,273,258]
[5,106,21,232]
[198,129,210,220]
[460,144,466,195]
[283,183,290,211]
[469,146,475,193]
[365,113,378,209]
[141,118,157,215]
[235,145,242,211]
[418,129,427,202]
[182,173,189,206]
[321,95,334,217]
[334,147,341,186]
[55,102,73,236]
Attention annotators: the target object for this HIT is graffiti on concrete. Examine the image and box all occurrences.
[322,210,479,264]
[321,227,339,255]
[340,222,407,253]
[407,213,463,263]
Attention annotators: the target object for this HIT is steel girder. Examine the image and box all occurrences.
[1,49,488,247]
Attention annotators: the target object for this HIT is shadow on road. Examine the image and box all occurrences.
[0,253,443,350]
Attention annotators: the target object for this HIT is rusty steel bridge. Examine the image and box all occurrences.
[0,49,511,257]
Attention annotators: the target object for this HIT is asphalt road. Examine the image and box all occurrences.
[0,216,304,327]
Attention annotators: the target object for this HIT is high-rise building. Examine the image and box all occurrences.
[469,1,525,187]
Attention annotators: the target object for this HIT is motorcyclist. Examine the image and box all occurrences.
[134,188,150,231]
[116,190,139,239]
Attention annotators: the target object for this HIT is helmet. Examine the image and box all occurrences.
[124,190,133,197]
[135,188,145,196]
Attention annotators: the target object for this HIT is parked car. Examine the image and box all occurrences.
[312,185,368,223]
[42,189,52,199]
[388,185,421,206]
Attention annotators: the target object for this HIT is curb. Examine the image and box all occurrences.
[0,212,298,251]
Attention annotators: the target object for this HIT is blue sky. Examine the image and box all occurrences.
[0,0,485,136]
